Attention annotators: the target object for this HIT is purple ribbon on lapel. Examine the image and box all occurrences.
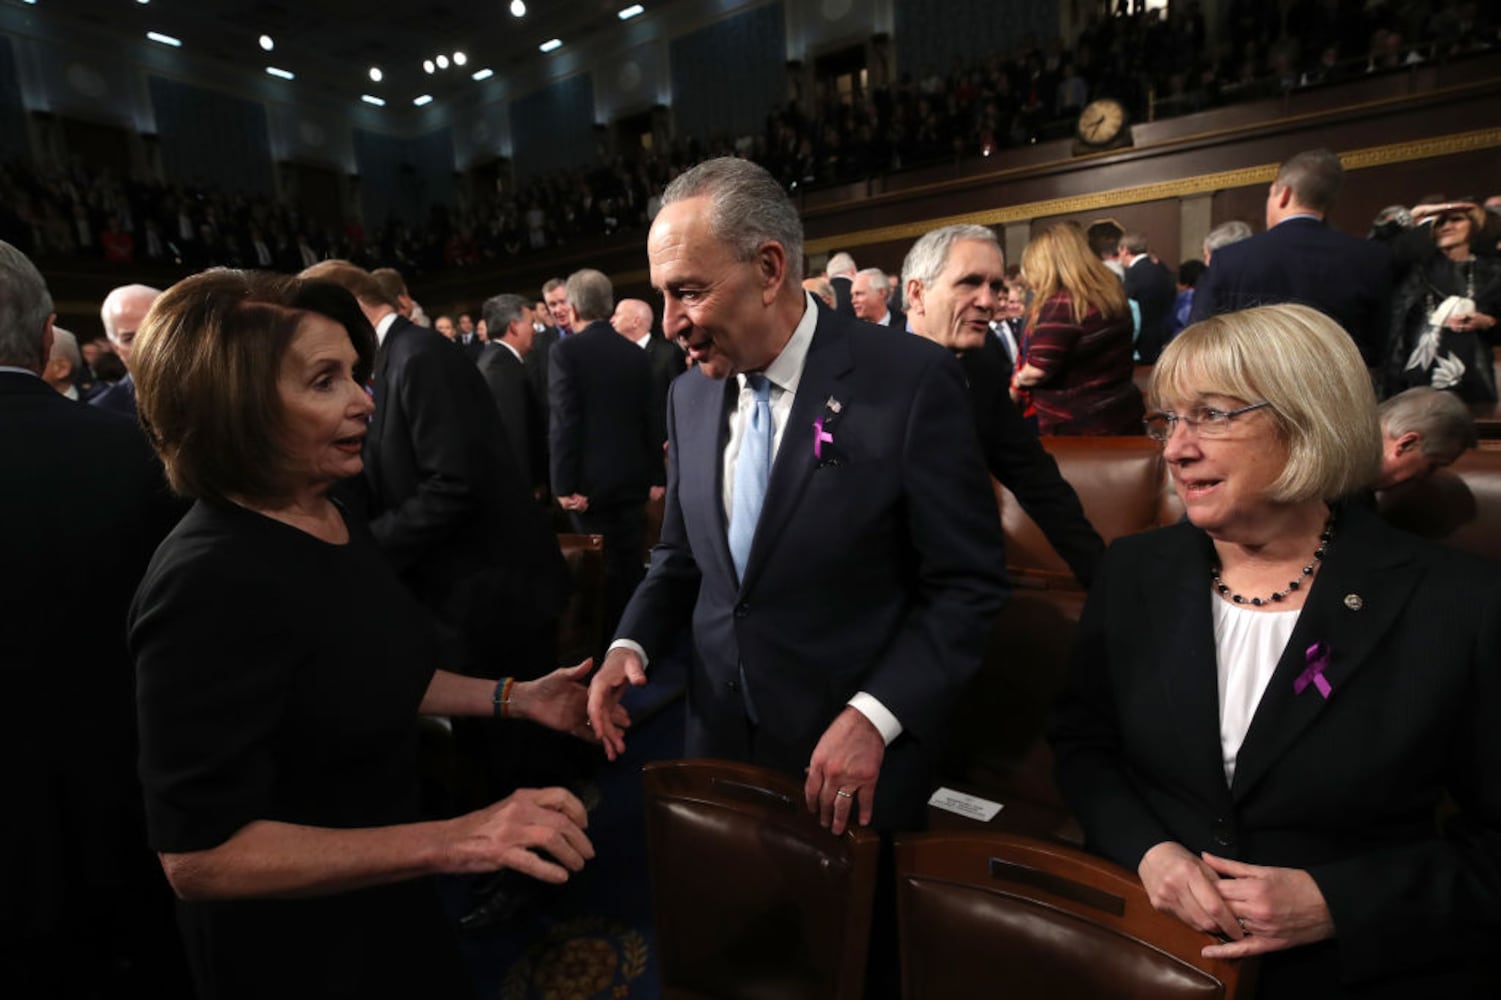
[813,418,834,459]
[1295,641,1332,699]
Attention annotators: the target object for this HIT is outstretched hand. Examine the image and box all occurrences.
[513,659,630,743]
[586,647,648,760]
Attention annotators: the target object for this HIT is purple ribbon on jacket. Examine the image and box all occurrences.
[813,418,834,459]
[1295,641,1332,699]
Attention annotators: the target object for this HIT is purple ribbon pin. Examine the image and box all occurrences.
[813,418,834,459]
[1295,641,1332,699]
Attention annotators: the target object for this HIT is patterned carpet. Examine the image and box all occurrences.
[450,648,689,1000]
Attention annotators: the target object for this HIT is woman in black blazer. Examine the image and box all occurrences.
[1051,304,1501,998]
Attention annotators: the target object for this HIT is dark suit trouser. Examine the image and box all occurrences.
[570,502,646,655]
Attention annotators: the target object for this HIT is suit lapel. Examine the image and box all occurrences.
[1149,528,1236,797]
[739,317,854,594]
[683,372,739,586]
[1229,507,1421,801]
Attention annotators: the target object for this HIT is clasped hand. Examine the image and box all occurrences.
[1137,841,1335,959]
[517,659,630,744]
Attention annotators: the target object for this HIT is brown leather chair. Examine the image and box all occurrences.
[894,832,1257,1000]
[1376,446,1501,561]
[555,532,605,664]
[642,759,880,1000]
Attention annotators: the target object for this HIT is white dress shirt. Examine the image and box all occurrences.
[1212,596,1301,783]
[374,311,399,347]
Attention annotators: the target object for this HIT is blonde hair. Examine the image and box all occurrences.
[1021,223,1128,327]
[1151,304,1381,502]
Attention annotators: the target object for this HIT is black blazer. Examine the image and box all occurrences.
[363,316,569,671]
[476,341,547,494]
[1123,256,1177,363]
[548,319,662,506]
[960,338,1105,587]
[1190,217,1394,366]
[524,325,559,431]
[616,304,1009,828]
[89,371,138,419]
[831,274,855,317]
[0,372,181,932]
[1051,504,1501,997]
[642,333,687,448]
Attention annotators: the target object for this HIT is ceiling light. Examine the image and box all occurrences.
[147,32,182,48]
[265,66,294,80]
[435,54,449,69]
[259,34,274,51]
[618,4,644,19]
[413,94,433,107]
[368,66,382,82]
[471,68,493,81]
[510,0,526,16]
[453,51,467,66]
[539,38,562,53]
[360,94,385,107]
[423,59,435,74]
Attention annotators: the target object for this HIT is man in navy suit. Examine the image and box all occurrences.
[1118,232,1177,363]
[90,283,161,419]
[1190,148,1393,365]
[586,159,1008,833]
[477,294,548,499]
[550,269,661,644]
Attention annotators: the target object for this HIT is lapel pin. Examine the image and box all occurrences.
[826,396,842,414]
[1343,594,1364,611]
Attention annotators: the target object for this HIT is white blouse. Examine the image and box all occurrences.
[1211,596,1302,784]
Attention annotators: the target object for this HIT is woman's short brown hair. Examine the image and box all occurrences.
[133,268,376,503]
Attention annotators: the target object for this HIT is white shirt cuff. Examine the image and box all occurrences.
[847,692,902,746]
[607,638,649,671]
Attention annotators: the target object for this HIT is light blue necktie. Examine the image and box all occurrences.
[729,373,773,581]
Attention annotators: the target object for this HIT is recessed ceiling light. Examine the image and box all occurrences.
[452,51,467,66]
[259,34,274,51]
[265,66,294,80]
[146,31,182,48]
[471,68,494,81]
[435,54,449,69]
[360,94,385,107]
[539,38,562,53]
[423,59,435,74]
[413,95,433,107]
[618,4,644,19]
[368,67,382,82]
[509,0,526,16]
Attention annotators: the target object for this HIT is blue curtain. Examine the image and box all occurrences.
[0,36,25,163]
[894,0,1059,79]
[147,76,272,194]
[670,3,786,141]
[510,74,596,179]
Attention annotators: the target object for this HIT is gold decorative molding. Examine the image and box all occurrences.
[803,127,1501,256]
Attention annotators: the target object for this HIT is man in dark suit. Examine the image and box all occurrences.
[1118,232,1178,363]
[477,293,548,499]
[525,278,572,439]
[456,312,485,362]
[90,283,161,419]
[0,241,186,995]
[851,267,906,332]
[1190,147,1393,365]
[586,159,1008,834]
[550,269,661,643]
[902,224,1106,587]
[300,261,571,798]
[611,296,686,450]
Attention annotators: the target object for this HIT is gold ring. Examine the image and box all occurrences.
[835,788,853,799]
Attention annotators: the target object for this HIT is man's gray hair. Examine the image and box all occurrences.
[856,267,888,293]
[901,224,1000,292]
[482,293,529,335]
[1203,220,1253,256]
[49,326,80,372]
[661,158,804,281]
[565,268,614,323]
[0,240,54,370]
[1379,386,1477,458]
[826,252,857,277]
[1120,232,1150,254]
[1275,148,1344,214]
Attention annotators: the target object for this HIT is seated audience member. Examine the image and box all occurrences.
[1171,259,1208,340]
[1374,385,1477,489]
[1385,199,1501,401]
[1051,303,1501,999]
[903,224,1106,586]
[1013,222,1144,435]
[128,269,623,1000]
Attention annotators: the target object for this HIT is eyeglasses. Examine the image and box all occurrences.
[1143,401,1271,443]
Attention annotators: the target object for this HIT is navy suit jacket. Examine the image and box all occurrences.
[476,342,547,495]
[1123,257,1177,363]
[89,371,137,419]
[615,303,1009,828]
[1051,504,1501,997]
[642,334,687,447]
[362,316,569,673]
[1191,217,1393,366]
